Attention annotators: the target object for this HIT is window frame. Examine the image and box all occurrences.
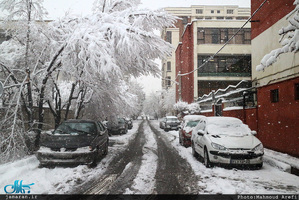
[270,89,279,103]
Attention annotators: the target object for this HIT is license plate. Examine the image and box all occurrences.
[231,159,250,164]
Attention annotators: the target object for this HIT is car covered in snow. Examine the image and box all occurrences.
[161,116,180,132]
[191,117,264,169]
[36,119,109,167]
[107,118,128,135]
[125,118,133,130]
[179,115,205,147]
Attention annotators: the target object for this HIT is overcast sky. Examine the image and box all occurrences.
[42,0,250,95]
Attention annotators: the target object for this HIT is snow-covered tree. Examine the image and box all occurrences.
[0,0,177,162]
[256,0,299,71]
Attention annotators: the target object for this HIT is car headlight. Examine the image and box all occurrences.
[252,143,264,153]
[211,142,227,151]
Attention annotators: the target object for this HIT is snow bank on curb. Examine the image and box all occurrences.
[263,156,291,173]
[125,122,158,194]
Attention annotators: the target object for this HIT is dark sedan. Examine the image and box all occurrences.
[36,119,109,167]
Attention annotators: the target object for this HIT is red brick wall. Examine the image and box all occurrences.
[251,0,295,39]
[256,77,299,157]
[175,23,194,103]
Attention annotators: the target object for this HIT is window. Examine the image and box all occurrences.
[196,17,204,20]
[216,17,224,20]
[167,62,171,71]
[166,76,171,87]
[211,10,214,14]
[217,10,220,14]
[166,31,172,44]
[196,9,203,14]
[227,9,234,14]
[226,17,233,20]
[205,17,212,20]
[197,55,251,75]
[295,83,299,100]
[270,89,279,103]
[197,28,251,45]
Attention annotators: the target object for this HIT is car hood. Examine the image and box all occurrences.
[40,133,95,149]
[208,134,261,149]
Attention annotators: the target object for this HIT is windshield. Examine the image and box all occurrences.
[53,122,97,135]
[207,121,251,136]
[186,120,200,128]
[167,118,179,122]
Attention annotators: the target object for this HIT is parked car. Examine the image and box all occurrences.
[191,116,264,169]
[107,118,128,135]
[159,117,166,129]
[125,118,133,130]
[179,115,205,147]
[36,119,109,167]
[162,116,181,132]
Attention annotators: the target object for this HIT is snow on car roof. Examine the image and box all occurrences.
[183,115,205,121]
[207,116,243,124]
[166,116,178,118]
[206,117,250,136]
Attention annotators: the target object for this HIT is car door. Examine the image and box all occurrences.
[194,120,206,156]
[96,121,108,152]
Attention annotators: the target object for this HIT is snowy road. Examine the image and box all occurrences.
[0,120,299,194]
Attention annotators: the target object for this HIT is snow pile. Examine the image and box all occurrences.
[125,122,158,194]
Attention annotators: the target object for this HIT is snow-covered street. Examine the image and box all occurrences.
[1,120,298,195]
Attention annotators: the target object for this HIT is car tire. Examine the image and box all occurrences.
[165,129,169,132]
[192,143,199,158]
[255,163,263,169]
[204,148,212,168]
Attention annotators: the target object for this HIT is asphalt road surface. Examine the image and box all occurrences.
[74,120,199,194]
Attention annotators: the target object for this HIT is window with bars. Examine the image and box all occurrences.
[270,89,279,103]
[295,83,299,100]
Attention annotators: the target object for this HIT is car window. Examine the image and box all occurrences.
[54,122,97,135]
[97,121,105,131]
[186,120,200,128]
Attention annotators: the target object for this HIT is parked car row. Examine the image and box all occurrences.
[160,114,264,169]
[36,117,133,167]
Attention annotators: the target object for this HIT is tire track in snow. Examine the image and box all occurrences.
[125,120,158,194]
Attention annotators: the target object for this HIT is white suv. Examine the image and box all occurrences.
[191,116,263,169]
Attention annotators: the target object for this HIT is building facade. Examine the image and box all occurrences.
[250,0,299,157]
[161,6,251,103]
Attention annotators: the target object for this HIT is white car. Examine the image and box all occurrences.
[191,116,264,169]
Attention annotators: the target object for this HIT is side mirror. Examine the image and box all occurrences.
[197,130,204,136]
[251,130,257,135]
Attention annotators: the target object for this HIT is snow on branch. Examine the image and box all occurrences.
[256,0,299,71]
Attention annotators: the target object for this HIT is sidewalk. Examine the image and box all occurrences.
[264,148,299,176]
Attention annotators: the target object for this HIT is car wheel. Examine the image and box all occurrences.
[255,163,263,169]
[204,148,212,168]
[165,129,169,132]
[192,143,199,158]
